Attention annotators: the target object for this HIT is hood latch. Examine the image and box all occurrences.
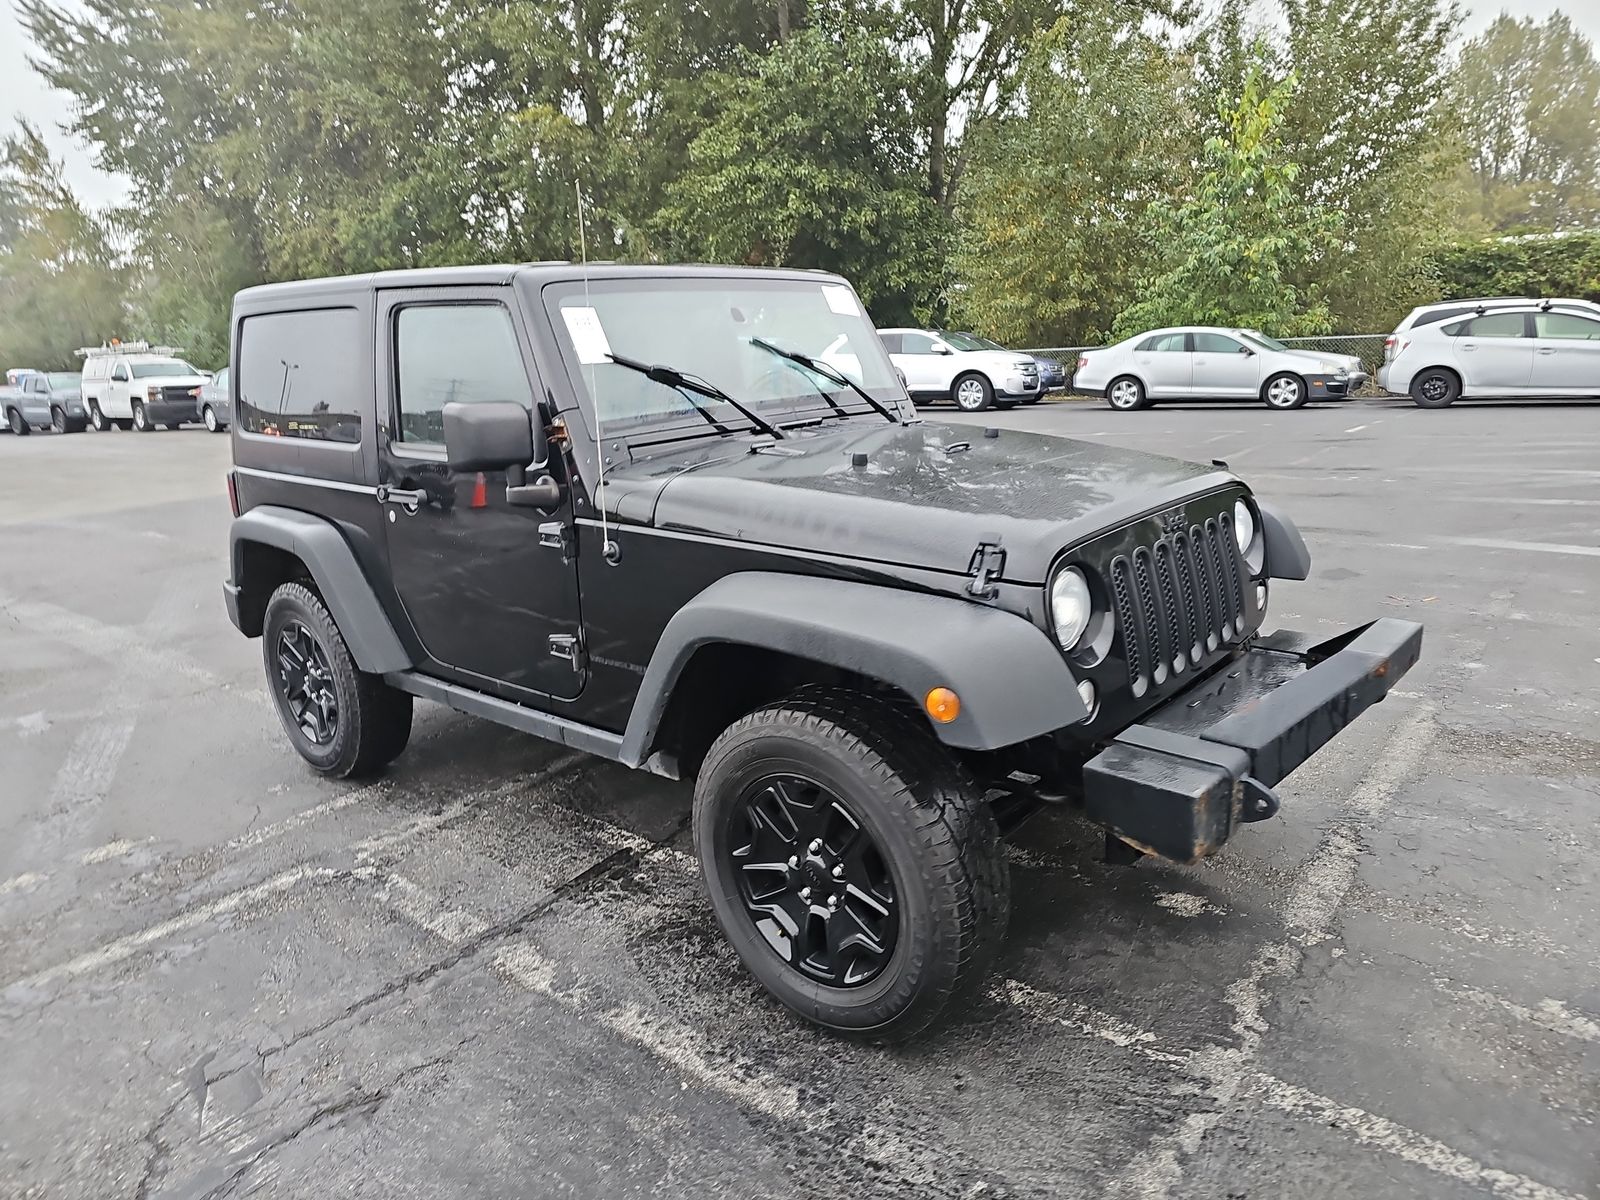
[966,539,1006,598]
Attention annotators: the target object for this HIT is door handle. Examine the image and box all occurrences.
[1460,343,1476,351]
[376,484,427,514]
[1537,347,1556,355]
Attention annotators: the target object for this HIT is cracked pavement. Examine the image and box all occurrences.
[1,404,1597,1198]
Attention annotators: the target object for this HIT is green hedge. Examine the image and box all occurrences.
[1430,232,1600,301]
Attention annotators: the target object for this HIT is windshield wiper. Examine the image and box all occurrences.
[605,352,784,440]
[749,337,902,424]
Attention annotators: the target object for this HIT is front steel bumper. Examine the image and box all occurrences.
[1081,618,1423,863]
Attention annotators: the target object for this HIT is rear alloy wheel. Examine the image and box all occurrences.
[203,404,221,432]
[132,401,154,432]
[695,688,1008,1041]
[1107,376,1149,411]
[1410,369,1459,409]
[953,373,994,412]
[89,402,109,431]
[1263,373,1308,410]
[263,582,413,778]
[7,407,29,436]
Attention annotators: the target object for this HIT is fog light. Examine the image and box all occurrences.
[1076,679,1097,720]
[925,687,961,724]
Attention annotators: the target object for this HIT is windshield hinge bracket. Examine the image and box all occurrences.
[539,520,576,562]
[548,633,585,671]
[966,540,1006,598]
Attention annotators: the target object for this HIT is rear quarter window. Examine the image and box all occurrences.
[237,308,363,443]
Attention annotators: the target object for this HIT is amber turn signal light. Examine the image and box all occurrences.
[924,687,961,723]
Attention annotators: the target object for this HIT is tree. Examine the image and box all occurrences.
[653,27,946,322]
[1112,53,1339,337]
[950,7,1189,345]
[1189,0,1465,331]
[1429,232,1600,302]
[0,125,126,372]
[1454,13,1600,232]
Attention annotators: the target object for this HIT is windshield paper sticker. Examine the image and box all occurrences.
[821,285,861,317]
[562,306,613,365]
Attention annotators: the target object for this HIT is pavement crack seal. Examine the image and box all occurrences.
[1105,702,1440,1200]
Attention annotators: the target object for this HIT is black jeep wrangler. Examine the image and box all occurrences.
[223,264,1422,1040]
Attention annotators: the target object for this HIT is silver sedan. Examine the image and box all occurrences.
[1074,326,1358,411]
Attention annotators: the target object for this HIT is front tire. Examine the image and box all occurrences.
[952,373,994,412]
[1106,376,1149,411]
[694,688,1008,1042]
[1263,373,1308,410]
[1410,368,1459,409]
[132,401,154,432]
[262,583,414,778]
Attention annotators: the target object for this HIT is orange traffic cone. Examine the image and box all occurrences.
[470,472,488,509]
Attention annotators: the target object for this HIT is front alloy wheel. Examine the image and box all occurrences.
[730,774,898,987]
[132,401,152,432]
[953,374,993,412]
[1263,373,1308,410]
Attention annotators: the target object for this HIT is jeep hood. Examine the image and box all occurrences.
[629,420,1237,583]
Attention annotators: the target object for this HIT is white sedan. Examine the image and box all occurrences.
[1074,326,1359,411]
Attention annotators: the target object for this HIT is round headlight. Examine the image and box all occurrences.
[1050,567,1092,649]
[1233,499,1256,555]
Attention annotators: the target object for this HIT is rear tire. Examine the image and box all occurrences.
[262,582,414,778]
[203,404,222,432]
[953,373,994,412]
[89,402,109,432]
[1410,368,1459,409]
[6,407,28,436]
[1262,373,1308,410]
[694,687,1008,1042]
[1106,376,1149,411]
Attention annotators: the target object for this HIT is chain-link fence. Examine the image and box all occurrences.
[1019,334,1392,394]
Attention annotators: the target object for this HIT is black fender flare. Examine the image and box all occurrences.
[1257,500,1311,581]
[618,572,1087,765]
[228,505,414,673]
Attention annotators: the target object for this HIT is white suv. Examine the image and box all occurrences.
[1380,303,1600,407]
[80,342,210,431]
[876,328,1040,411]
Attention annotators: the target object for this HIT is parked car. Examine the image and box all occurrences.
[1234,329,1369,390]
[1074,326,1357,411]
[198,366,232,432]
[223,262,1422,1041]
[1,371,88,435]
[875,328,1041,411]
[1379,302,1600,407]
[954,333,1066,394]
[79,341,209,431]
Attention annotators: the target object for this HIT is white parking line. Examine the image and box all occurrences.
[1443,536,1600,559]
[1440,978,1600,1046]
[1345,423,1368,433]
[1107,704,1438,1198]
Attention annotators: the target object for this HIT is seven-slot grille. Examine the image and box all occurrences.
[1109,511,1247,697]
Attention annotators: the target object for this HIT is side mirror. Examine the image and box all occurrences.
[1239,345,1255,356]
[932,344,953,355]
[444,400,541,471]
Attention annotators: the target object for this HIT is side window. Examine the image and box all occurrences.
[1415,307,1473,328]
[394,304,532,445]
[1534,312,1600,340]
[1193,332,1243,354]
[878,332,902,354]
[28,377,45,393]
[1139,333,1187,352]
[1459,312,1527,339]
[111,362,129,382]
[237,307,363,443]
[899,333,937,356]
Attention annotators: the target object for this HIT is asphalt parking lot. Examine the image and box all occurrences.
[2,396,1597,1200]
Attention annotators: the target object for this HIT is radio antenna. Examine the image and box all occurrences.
[575,180,618,565]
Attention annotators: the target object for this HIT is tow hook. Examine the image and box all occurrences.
[1238,777,1281,823]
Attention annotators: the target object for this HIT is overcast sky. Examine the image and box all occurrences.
[3,0,1599,212]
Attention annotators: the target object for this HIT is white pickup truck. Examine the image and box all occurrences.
[79,342,210,432]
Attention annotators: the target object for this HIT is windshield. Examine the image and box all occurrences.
[130,359,198,378]
[1238,331,1291,353]
[545,277,902,436]
[47,373,81,388]
[937,331,996,352]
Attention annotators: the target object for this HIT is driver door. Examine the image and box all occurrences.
[376,286,584,701]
